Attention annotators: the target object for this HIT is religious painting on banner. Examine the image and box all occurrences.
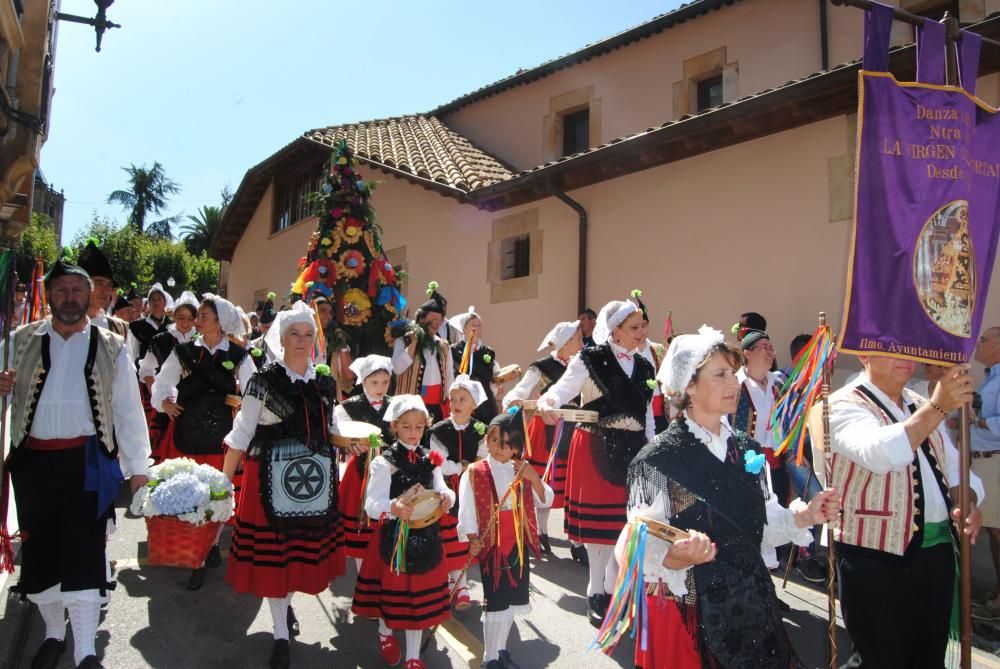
[839,2,1000,365]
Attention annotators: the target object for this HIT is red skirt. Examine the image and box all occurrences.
[140,383,164,463]
[634,593,701,669]
[160,420,242,526]
[439,510,470,572]
[525,414,567,509]
[225,459,346,598]
[351,520,451,630]
[338,455,374,559]
[563,428,627,546]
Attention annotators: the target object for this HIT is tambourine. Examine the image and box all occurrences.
[521,400,599,424]
[406,490,446,529]
[635,515,691,542]
[493,364,523,384]
[331,420,383,450]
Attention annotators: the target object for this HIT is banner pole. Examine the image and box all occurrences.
[819,312,838,669]
[939,12,975,668]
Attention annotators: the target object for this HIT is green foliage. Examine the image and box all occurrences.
[179,205,222,255]
[16,213,59,283]
[106,162,181,235]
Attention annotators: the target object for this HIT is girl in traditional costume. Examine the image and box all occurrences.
[335,354,394,571]
[449,307,502,424]
[536,299,656,627]
[617,326,837,669]
[458,411,553,669]
[351,395,454,669]
[222,301,345,669]
[503,320,584,556]
[427,374,489,609]
[151,293,257,590]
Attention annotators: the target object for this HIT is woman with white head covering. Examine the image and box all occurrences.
[535,299,656,627]
[127,282,174,365]
[619,326,838,669]
[335,354,394,568]
[502,320,584,555]
[150,292,258,590]
[448,306,504,424]
[137,291,200,462]
[222,299,345,669]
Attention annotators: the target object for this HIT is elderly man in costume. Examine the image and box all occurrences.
[828,356,984,668]
[392,283,454,423]
[0,259,150,669]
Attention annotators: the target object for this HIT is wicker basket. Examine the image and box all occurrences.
[145,516,220,568]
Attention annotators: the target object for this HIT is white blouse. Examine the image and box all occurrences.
[502,352,568,410]
[137,325,196,382]
[428,418,488,477]
[616,417,812,597]
[150,337,256,412]
[456,455,554,539]
[364,442,456,520]
[331,391,386,430]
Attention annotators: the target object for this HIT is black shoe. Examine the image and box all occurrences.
[795,557,828,584]
[76,656,104,669]
[538,534,552,556]
[31,638,66,669]
[287,605,300,637]
[187,566,207,591]
[205,544,222,568]
[570,544,589,567]
[484,661,502,669]
[498,650,522,669]
[587,593,610,629]
[269,639,290,669]
[778,598,791,612]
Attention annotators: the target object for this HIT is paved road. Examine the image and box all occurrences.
[3,490,1000,669]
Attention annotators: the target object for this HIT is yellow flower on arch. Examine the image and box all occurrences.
[342,288,372,326]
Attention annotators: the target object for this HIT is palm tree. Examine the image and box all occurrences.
[107,162,181,235]
[179,205,222,255]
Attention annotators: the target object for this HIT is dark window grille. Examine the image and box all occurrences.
[562,108,590,157]
[697,74,724,111]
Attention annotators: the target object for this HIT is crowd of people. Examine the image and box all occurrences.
[0,238,995,669]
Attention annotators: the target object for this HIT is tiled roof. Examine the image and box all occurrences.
[305,116,515,193]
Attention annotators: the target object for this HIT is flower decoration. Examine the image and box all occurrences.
[426,281,440,297]
[266,291,277,302]
[338,249,367,279]
[221,360,235,371]
[731,322,742,335]
[631,289,642,299]
[250,348,263,358]
[337,218,364,244]
[297,256,309,271]
[315,363,331,377]
[342,288,372,326]
[474,421,487,436]
[483,353,493,364]
[428,450,445,468]
[129,458,234,525]
[368,433,381,449]
[364,230,380,256]
[744,450,766,475]
[646,379,658,390]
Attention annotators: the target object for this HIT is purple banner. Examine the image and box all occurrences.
[839,17,1000,364]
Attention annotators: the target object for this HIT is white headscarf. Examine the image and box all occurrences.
[448,306,480,341]
[201,293,242,336]
[147,282,175,311]
[385,394,430,422]
[592,300,638,346]
[538,320,580,351]
[349,355,393,384]
[173,291,199,314]
[448,374,487,408]
[264,300,317,360]
[657,325,725,397]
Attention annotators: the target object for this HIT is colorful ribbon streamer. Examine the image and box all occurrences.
[591,520,648,654]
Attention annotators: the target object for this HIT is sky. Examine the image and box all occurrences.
[43,0,684,245]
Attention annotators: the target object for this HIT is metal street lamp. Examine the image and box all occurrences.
[56,0,121,52]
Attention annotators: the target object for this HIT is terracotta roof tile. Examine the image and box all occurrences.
[305,116,515,193]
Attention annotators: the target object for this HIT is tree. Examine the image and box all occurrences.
[16,213,59,283]
[106,162,181,236]
[178,205,222,255]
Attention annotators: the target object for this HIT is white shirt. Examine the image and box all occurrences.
[828,379,984,523]
[391,336,454,389]
[537,342,655,440]
[363,442,456,519]
[503,352,567,410]
[126,315,168,362]
[332,391,387,429]
[224,361,332,452]
[150,336,256,412]
[429,418,488,477]
[456,455,554,539]
[736,368,783,451]
[137,325,196,382]
[616,416,811,596]
[7,319,151,477]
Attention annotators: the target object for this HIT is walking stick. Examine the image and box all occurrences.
[819,312,837,669]
[421,459,529,653]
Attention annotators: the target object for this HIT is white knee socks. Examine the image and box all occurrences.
[267,595,292,641]
[536,507,551,536]
[378,618,392,637]
[354,557,363,574]
[585,543,613,596]
[36,601,66,641]
[404,629,422,661]
[66,599,100,664]
[483,617,514,662]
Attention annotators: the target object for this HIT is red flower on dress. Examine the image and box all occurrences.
[428,451,445,468]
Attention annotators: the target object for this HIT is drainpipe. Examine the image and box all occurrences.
[819,0,830,71]
[548,179,588,314]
